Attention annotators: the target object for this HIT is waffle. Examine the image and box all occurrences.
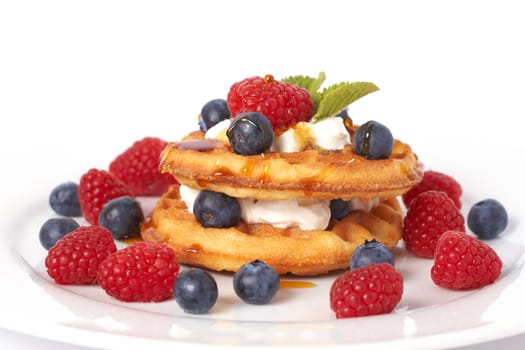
[159,125,422,201]
[142,185,404,276]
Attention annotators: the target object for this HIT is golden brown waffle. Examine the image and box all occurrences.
[159,126,422,201]
[141,186,404,276]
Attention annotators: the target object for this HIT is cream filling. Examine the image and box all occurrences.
[205,116,351,152]
[179,185,380,231]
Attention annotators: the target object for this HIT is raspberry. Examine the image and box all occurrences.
[109,137,177,196]
[402,170,462,209]
[45,226,117,284]
[330,263,403,318]
[431,231,502,289]
[227,74,314,131]
[403,191,465,258]
[97,241,180,302]
[78,168,133,225]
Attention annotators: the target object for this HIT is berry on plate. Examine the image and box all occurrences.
[174,268,218,314]
[402,170,463,209]
[98,196,144,239]
[353,120,394,160]
[45,226,117,284]
[49,181,82,217]
[78,168,133,225]
[467,198,508,239]
[193,190,241,228]
[227,74,314,131]
[98,196,144,240]
[226,112,274,155]
[109,137,177,197]
[330,263,403,318]
[403,191,465,258]
[431,230,502,289]
[233,260,280,305]
[39,217,80,250]
[97,241,180,302]
[349,239,395,270]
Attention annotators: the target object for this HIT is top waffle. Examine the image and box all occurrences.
[159,125,422,201]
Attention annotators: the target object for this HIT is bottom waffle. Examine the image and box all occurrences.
[141,186,404,276]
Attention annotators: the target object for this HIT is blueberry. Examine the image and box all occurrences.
[353,120,393,160]
[98,196,144,239]
[39,217,80,250]
[193,190,241,228]
[49,181,82,217]
[336,109,353,131]
[199,99,230,132]
[349,239,394,269]
[174,268,218,314]
[233,260,280,305]
[336,108,349,119]
[467,199,508,239]
[226,112,274,155]
[329,199,352,220]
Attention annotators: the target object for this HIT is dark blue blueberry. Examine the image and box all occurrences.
[49,181,82,217]
[39,217,80,250]
[330,199,352,220]
[98,196,144,239]
[353,120,393,160]
[193,190,241,228]
[174,268,218,314]
[336,109,353,131]
[349,239,394,269]
[467,199,508,239]
[233,260,280,305]
[336,108,349,119]
[226,112,274,155]
[199,99,230,132]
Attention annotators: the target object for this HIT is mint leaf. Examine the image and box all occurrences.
[312,81,379,122]
[281,72,325,112]
[281,71,326,94]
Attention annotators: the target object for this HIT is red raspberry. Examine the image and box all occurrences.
[330,263,404,318]
[227,74,314,131]
[403,170,462,209]
[431,231,502,289]
[109,137,177,196]
[78,168,133,225]
[97,241,180,302]
[403,191,465,258]
[45,226,117,285]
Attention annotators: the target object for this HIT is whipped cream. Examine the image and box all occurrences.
[179,185,381,230]
[308,117,351,151]
[239,197,330,230]
[178,185,201,212]
[204,119,230,142]
[179,185,330,230]
[273,117,350,152]
[205,116,351,152]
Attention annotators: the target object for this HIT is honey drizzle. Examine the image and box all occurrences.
[210,154,275,184]
[280,280,317,289]
[119,236,144,245]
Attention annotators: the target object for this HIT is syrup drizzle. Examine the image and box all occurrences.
[119,236,144,245]
[280,280,317,289]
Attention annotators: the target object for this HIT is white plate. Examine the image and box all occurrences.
[2,1,525,348]
[1,130,525,350]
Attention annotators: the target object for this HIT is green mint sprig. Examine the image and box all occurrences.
[281,72,379,122]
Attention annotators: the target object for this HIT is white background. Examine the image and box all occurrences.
[1,1,524,349]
